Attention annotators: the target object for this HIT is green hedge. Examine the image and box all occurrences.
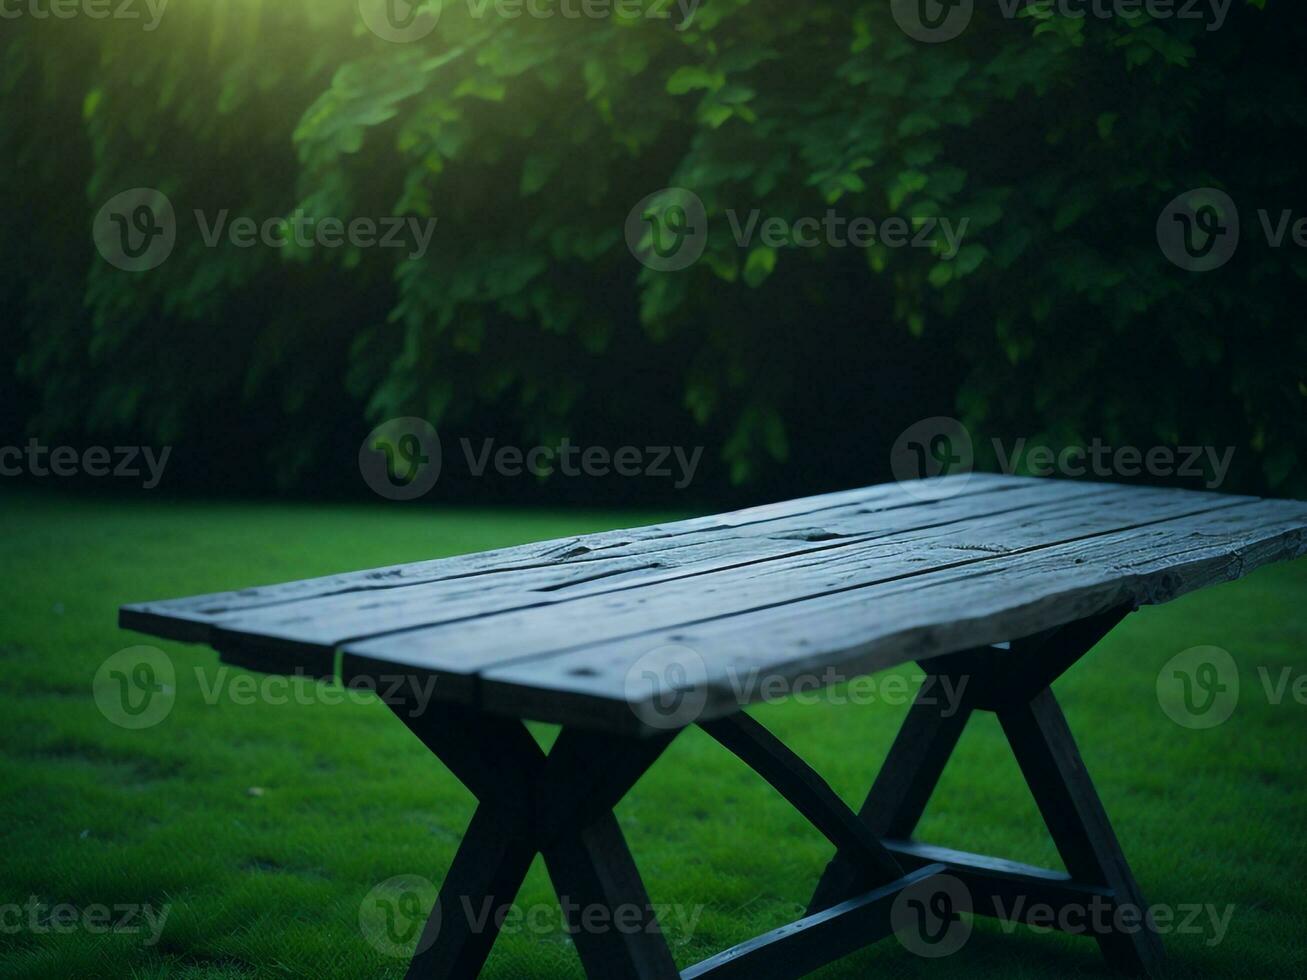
[2,0,1302,497]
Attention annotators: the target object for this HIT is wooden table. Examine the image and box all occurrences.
[120,475,1307,978]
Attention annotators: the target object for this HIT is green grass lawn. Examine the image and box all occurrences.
[2,489,1305,979]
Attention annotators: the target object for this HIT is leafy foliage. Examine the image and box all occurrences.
[1,0,1302,495]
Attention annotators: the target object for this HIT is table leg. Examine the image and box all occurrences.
[387,700,680,980]
[999,688,1166,974]
[807,691,971,912]
[543,814,679,979]
[383,606,1162,978]
[809,607,1165,976]
[404,805,537,979]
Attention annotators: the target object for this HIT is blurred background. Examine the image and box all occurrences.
[1,0,1303,508]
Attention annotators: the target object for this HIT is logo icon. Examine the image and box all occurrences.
[625,187,707,272]
[359,0,440,42]
[890,416,974,500]
[891,873,972,957]
[1157,645,1239,729]
[623,644,710,730]
[359,417,442,500]
[891,0,974,43]
[1157,188,1239,272]
[93,646,176,729]
[93,188,176,272]
[359,874,439,957]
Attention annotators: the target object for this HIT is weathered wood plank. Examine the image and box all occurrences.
[119,474,1008,642]
[339,485,1254,691]
[468,499,1307,732]
[206,480,1120,665]
[117,478,1307,735]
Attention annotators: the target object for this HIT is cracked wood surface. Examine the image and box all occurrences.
[120,476,1307,734]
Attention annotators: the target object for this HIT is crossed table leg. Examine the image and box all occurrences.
[808,606,1165,976]
[390,702,680,978]
[388,605,1163,978]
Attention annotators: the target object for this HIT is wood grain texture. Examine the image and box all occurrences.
[205,478,1100,658]
[472,498,1307,732]
[345,482,1217,672]
[117,477,1307,734]
[120,474,1008,642]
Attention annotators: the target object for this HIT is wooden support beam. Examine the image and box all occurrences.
[682,864,949,980]
[700,712,903,886]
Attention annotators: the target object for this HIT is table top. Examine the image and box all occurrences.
[121,475,1307,733]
